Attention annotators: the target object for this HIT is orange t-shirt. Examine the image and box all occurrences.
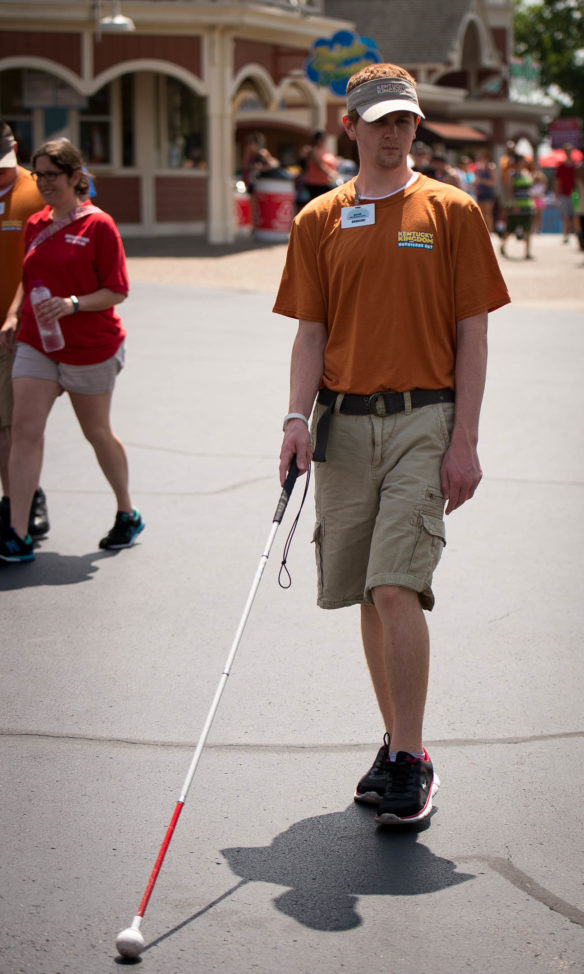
[273,174,510,393]
[0,166,44,321]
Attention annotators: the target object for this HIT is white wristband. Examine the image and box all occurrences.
[283,412,309,431]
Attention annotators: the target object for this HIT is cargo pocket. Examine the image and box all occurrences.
[409,512,446,583]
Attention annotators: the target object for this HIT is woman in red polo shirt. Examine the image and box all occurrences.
[0,139,144,562]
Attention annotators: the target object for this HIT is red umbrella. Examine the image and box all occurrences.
[537,147,583,168]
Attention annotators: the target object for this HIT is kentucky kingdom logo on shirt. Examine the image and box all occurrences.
[397,230,434,250]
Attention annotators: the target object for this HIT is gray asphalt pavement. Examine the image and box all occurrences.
[1,233,583,973]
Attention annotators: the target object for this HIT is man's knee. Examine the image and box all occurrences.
[372,584,421,617]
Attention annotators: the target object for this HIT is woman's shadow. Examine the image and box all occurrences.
[221,803,474,932]
[0,549,113,590]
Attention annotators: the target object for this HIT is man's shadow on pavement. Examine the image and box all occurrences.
[0,549,116,590]
[222,803,475,932]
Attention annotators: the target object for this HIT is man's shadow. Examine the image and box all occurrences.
[222,804,475,932]
[0,549,115,590]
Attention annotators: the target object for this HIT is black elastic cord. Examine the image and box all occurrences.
[278,463,311,589]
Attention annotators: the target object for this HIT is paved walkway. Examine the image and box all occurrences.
[1,229,582,973]
[124,229,584,309]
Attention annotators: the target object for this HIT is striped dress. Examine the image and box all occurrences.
[510,169,535,214]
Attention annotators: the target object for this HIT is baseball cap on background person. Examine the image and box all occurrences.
[346,77,425,122]
[0,121,17,167]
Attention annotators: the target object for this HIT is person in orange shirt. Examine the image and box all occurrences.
[274,63,510,827]
[0,120,49,539]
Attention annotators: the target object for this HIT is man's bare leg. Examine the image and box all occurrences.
[361,586,430,755]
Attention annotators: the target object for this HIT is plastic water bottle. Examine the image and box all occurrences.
[30,281,65,353]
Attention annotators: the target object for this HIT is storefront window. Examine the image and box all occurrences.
[121,74,134,167]
[165,78,206,168]
[79,86,111,165]
[0,69,35,163]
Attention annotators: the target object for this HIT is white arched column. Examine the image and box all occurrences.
[204,28,235,244]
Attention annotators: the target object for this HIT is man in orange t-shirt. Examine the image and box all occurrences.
[0,120,48,536]
[274,63,509,828]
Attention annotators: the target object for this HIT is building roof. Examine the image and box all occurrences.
[324,0,482,66]
[421,120,487,142]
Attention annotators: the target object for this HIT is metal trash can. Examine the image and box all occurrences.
[253,169,295,242]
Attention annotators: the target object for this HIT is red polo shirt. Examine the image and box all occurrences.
[19,202,129,365]
[555,162,576,196]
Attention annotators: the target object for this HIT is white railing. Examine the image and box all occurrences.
[210,0,324,10]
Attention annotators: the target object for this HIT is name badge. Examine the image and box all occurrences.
[341,203,375,228]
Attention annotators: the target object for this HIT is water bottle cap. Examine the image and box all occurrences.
[32,280,43,286]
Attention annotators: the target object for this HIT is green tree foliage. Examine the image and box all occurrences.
[513,0,584,119]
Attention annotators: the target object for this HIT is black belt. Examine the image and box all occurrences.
[313,386,455,462]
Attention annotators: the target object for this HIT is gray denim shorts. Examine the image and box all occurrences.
[311,400,455,611]
[558,195,574,218]
[13,341,125,395]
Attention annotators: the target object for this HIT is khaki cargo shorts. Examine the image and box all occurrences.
[311,400,455,611]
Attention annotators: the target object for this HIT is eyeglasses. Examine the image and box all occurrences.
[30,169,67,182]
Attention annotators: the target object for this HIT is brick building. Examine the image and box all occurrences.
[0,0,554,241]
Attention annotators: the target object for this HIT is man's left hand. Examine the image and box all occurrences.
[440,437,482,514]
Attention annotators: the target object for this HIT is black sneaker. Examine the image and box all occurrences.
[99,508,145,550]
[28,487,50,538]
[375,750,440,826]
[0,527,35,563]
[354,733,391,805]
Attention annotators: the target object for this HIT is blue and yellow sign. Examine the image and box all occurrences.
[305,30,381,96]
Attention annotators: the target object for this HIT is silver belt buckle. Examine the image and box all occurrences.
[368,393,386,416]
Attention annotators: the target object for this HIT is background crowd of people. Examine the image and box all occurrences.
[239,129,584,257]
[409,137,584,256]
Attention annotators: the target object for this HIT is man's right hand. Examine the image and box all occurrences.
[279,420,312,485]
